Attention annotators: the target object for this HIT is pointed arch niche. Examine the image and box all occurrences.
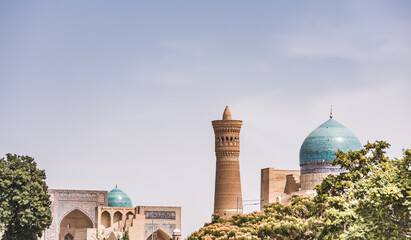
[63,233,73,240]
[101,211,111,228]
[146,228,172,240]
[59,209,93,240]
[113,211,122,227]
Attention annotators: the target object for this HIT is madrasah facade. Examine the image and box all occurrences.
[40,187,182,240]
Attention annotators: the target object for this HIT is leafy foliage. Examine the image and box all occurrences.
[121,231,130,240]
[0,154,52,240]
[93,229,110,240]
[188,196,323,240]
[315,141,411,239]
[189,141,411,239]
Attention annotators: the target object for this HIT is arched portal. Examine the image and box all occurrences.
[59,209,93,240]
[146,228,172,240]
[64,233,73,240]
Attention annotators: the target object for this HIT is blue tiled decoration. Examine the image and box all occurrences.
[299,118,362,173]
[108,188,133,207]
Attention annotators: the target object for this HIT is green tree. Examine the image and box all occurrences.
[116,230,130,240]
[0,154,52,240]
[189,141,410,239]
[122,231,130,240]
[188,196,323,240]
[315,141,411,239]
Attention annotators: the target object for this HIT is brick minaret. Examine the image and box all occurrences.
[212,106,243,217]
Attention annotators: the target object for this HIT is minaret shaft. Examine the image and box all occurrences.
[212,107,243,217]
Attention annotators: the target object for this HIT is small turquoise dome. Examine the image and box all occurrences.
[108,187,133,207]
[300,118,362,166]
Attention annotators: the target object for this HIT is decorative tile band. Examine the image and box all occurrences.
[300,161,346,174]
[145,211,176,220]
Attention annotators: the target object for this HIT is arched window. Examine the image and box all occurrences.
[221,137,224,143]
[230,137,233,142]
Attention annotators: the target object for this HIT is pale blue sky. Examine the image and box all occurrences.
[1,1,411,236]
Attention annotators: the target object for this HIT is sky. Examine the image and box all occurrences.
[1,0,410,237]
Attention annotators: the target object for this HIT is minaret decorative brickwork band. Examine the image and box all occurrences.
[212,106,243,217]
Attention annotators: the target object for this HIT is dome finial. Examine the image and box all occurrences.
[223,106,232,120]
[330,105,333,118]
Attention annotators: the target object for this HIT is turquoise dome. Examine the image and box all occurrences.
[299,118,362,167]
[108,188,133,207]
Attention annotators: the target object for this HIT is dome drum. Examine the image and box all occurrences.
[300,161,345,175]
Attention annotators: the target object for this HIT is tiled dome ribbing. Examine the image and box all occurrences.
[107,187,133,207]
[299,118,362,166]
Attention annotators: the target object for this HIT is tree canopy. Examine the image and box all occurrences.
[188,141,411,239]
[0,154,52,240]
[315,141,411,239]
[188,196,322,240]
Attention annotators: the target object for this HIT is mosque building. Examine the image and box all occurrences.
[0,106,363,240]
[210,107,363,215]
[42,186,181,240]
[260,109,362,207]
[42,106,363,240]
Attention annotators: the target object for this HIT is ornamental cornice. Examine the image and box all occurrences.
[212,121,242,131]
[213,127,242,133]
[216,151,240,158]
